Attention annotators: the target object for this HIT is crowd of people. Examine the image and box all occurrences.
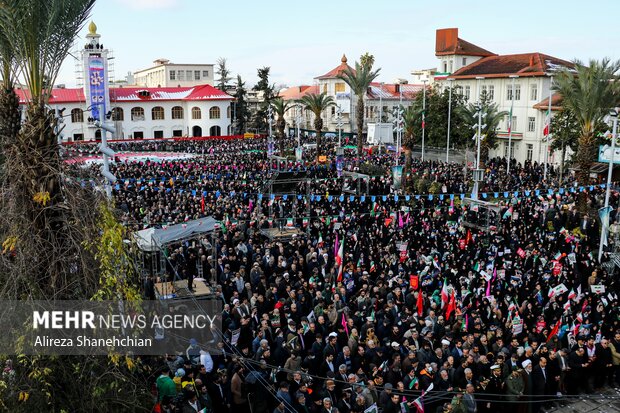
[65,136,620,413]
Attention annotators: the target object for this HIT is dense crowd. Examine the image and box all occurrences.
[66,137,620,413]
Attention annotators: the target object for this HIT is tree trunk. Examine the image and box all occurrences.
[0,87,21,174]
[315,116,323,157]
[560,142,566,184]
[577,132,597,212]
[356,95,365,160]
[277,116,286,154]
[403,148,412,192]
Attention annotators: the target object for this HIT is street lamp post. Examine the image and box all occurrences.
[267,104,274,156]
[507,75,518,175]
[392,106,404,165]
[296,106,302,148]
[599,110,618,262]
[472,77,486,200]
[421,79,428,162]
[446,78,454,163]
[544,74,553,180]
[336,105,343,148]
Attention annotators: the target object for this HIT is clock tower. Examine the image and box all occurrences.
[81,21,111,138]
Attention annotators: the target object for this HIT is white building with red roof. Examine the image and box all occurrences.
[432,28,573,165]
[280,54,424,138]
[15,22,233,142]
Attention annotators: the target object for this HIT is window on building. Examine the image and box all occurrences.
[202,70,209,77]
[504,142,514,159]
[209,106,221,119]
[71,108,83,123]
[464,85,471,101]
[323,84,327,94]
[152,106,165,120]
[227,106,231,118]
[73,133,84,141]
[111,107,124,121]
[488,85,494,100]
[194,70,200,80]
[172,129,183,137]
[153,130,164,139]
[186,70,192,79]
[171,106,183,119]
[507,84,521,101]
[462,57,467,66]
[507,116,517,131]
[530,84,538,101]
[191,107,201,120]
[443,62,447,72]
[481,85,487,95]
[178,71,185,81]
[335,83,345,93]
[131,107,145,121]
[528,117,536,132]
[449,61,453,73]
[527,144,534,161]
[170,70,176,81]
[133,131,144,139]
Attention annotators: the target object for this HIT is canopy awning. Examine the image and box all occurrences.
[133,217,217,252]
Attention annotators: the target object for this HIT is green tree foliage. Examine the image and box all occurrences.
[271,97,293,153]
[360,52,375,70]
[233,75,249,134]
[297,92,335,156]
[459,90,508,162]
[553,58,620,186]
[252,66,276,133]
[215,57,232,92]
[337,58,380,156]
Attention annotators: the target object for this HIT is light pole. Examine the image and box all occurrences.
[544,74,553,180]
[446,78,454,163]
[267,104,274,156]
[507,75,518,175]
[421,79,427,162]
[472,77,486,200]
[336,105,343,148]
[392,105,404,165]
[599,109,618,262]
[296,105,302,148]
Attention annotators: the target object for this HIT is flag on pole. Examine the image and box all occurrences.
[546,318,562,343]
[200,194,205,213]
[341,313,349,336]
[445,289,456,320]
[440,279,449,308]
[543,109,551,136]
[507,106,513,133]
[417,290,424,317]
[334,232,340,258]
[336,239,344,283]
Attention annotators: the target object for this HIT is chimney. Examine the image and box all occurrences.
[529,55,535,67]
[436,28,458,54]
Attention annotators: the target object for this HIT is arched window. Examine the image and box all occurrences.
[172,106,184,119]
[131,107,145,121]
[191,107,201,120]
[111,107,124,121]
[209,125,221,136]
[209,106,220,119]
[71,108,83,123]
[152,106,165,120]
[227,106,232,118]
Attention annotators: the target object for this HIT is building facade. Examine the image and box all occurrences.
[279,55,423,138]
[133,58,214,88]
[16,22,232,142]
[431,28,572,165]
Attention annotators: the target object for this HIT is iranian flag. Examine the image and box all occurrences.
[445,289,456,320]
[507,107,513,133]
[441,279,449,308]
[336,239,344,283]
[543,109,551,137]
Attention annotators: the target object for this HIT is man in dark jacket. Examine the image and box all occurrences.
[531,358,548,413]
[594,338,613,389]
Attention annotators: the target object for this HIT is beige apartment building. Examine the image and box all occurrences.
[134,58,214,88]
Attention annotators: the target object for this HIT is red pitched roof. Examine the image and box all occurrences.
[16,88,86,104]
[449,53,574,79]
[366,83,425,100]
[435,28,495,57]
[533,93,563,111]
[315,54,355,80]
[279,85,319,100]
[15,84,232,104]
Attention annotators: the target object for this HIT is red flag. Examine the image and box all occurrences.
[546,319,562,343]
[409,275,419,290]
[341,313,349,336]
[336,240,344,283]
[465,229,473,246]
[417,289,424,317]
[440,279,449,308]
[200,194,205,213]
[445,290,456,321]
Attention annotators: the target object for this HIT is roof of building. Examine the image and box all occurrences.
[533,92,563,111]
[366,83,425,100]
[279,85,319,100]
[448,53,574,79]
[15,84,232,104]
[435,28,495,58]
[315,54,355,80]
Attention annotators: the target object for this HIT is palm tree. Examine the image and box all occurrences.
[337,61,380,157]
[271,97,294,153]
[459,92,507,163]
[553,59,620,187]
[297,92,335,157]
[0,21,19,175]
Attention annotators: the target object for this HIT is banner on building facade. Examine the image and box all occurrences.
[88,56,106,122]
[336,92,351,114]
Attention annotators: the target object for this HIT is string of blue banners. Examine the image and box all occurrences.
[99,181,608,203]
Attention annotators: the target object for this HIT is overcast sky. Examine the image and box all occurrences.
[56,0,620,88]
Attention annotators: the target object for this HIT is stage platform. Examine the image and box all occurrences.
[260,227,305,241]
[155,279,212,299]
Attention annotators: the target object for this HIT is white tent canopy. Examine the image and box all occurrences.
[133,217,217,252]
